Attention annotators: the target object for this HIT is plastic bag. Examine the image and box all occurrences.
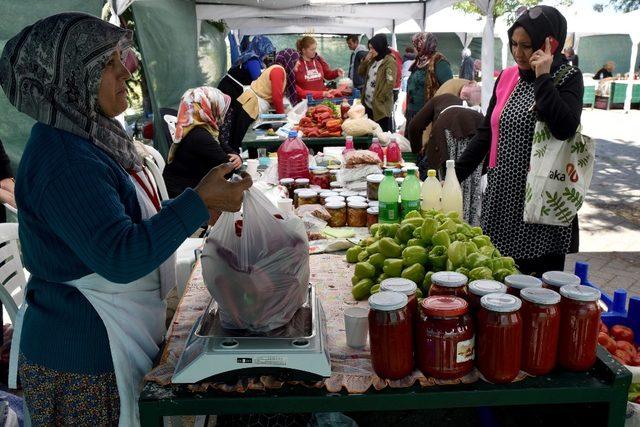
[344,150,382,168]
[201,188,310,332]
[296,204,331,221]
[341,117,379,137]
[287,99,308,125]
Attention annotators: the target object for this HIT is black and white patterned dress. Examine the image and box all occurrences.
[481,65,578,259]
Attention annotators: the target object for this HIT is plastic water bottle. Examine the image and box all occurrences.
[400,168,421,218]
[343,135,355,156]
[386,137,401,167]
[369,137,384,162]
[278,131,310,180]
[421,169,442,212]
[378,169,400,223]
[441,160,463,217]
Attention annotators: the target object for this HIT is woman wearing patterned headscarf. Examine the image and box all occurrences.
[405,32,453,127]
[0,13,251,425]
[275,48,301,105]
[163,87,242,199]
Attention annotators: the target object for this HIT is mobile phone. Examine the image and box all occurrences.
[545,37,560,55]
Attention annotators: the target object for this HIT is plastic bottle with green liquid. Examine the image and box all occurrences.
[378,169,400,223]
[400,168,421,218]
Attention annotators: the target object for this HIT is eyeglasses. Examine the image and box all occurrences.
[527,6,553,27]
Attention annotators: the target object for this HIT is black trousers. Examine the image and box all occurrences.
[514,253,567,278]
[364,106,392,133]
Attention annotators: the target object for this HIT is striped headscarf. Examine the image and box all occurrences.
[0,13,142,170]
[275,48,300,105]
[412,32,439,69]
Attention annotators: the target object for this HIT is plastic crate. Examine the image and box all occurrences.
[306,89,360,107]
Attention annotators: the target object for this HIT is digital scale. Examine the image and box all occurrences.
[172,285,332,384]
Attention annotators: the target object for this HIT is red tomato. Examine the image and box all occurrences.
[598,332,611,345]
[631,354,640,366]
[615,349,632,365]
[605,337,618,354]
[611,325,634,343]
[599,322,609,335]
[616,340,637,356]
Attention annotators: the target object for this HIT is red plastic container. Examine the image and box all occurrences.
[369,138,384,162]
[386,137,401,166]
[278,131,310,180]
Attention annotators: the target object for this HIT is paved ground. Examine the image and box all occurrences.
[564,109,640,298]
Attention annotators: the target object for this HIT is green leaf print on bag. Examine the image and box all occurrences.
[570,139,586,154]
[533,126,551,144]
[545,191,573,223]
[578,153,591,168]
[563,187,584,208]
[540,206,550,216]
[534,144,548,159]
[525,183,533,203]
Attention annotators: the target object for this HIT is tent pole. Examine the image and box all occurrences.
[423,0,428,31]
[500,34,508,70]
[392,19,398,50]
[624,33,639,113]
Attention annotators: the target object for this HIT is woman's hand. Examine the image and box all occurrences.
[228,153,243,169]
[0,189,15,209]
[336,68,345,77]
[365,51,377,62]
[0,178,15,194]
[529,37,554,78]
[195,163,252,213]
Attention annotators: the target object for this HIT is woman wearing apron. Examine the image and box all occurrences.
[293,36,344,100]
[0,13,252,426]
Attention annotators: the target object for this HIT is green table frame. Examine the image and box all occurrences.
[139,347,631,427]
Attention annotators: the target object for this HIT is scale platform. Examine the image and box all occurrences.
[172,285,332,384]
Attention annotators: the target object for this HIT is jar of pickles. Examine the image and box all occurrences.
[347,201,368,227]
[366,174,384,201]
[297,190,318,206]
[325,202,347,227]
[504,274,542,296]
[428,272,469,301]
[477,293,522,384]
[292,188,307,207]
[279,178,295,198]
[380,278,418,321]
[319,191,338,205]
[415,296,474,379]
[368,291,414,379]
[367,207,379,230]
[310,167,330,189]
[541,271,581,291]
[520,287,561,376]
[325,196,345,205]
[329,170,338,183]
[558,285,601,372]
[468,280,507,313]
[346,196,367,205]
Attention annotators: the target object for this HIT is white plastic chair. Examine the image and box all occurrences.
[0,223,27,323]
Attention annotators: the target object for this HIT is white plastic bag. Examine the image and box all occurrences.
[287,99,308,125]
[201,187,310,331]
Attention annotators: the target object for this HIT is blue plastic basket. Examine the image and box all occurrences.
[306,89,361,106]
[575,261,640,344]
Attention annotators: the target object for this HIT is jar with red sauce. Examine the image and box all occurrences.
[428,272,469,301]
[415,296,475,379]
[541,271,581,291]
[505,274,542,296]
[367,207,379,230]
[558,285,601,372]
[520,287,561,376]
[368,291,414,379]
[468,280,507,313]
[477,293,522,384]
[380,278,418,322]
[310,167,330,189]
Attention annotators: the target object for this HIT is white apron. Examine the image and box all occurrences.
[10,167,177,427]
[226,73,271,114]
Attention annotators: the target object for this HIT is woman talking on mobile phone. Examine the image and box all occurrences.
[454,6,584,276]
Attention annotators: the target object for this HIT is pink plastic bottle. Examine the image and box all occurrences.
[343,136,355,156]
[278,131,310,180]
[369,137,384,162]
[386,137,401,166]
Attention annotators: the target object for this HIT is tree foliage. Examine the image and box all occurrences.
[594,0,640,12]
[453,0,540,21]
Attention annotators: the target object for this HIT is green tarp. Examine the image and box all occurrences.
[579,35,640,76]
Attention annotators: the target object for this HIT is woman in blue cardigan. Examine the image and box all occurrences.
[0,13,251,426]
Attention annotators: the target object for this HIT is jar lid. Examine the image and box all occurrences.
[327,165,341,170]
[320,191,338,198]
[366,174,384,183]
[380,278,417,296]
[358,191,368,197]
[330,182,343,189]
[481,293,522,312]
[311,167,328,175]
[505,274,542,290]
[325,195,345,202]
[431,271,468,288]
[367,207,379,215]
[346,196,367,204]
[368,201,379,208]
[421,296,468,317]
[369,291,408,311]
[295,178,310,184]
[542,271,581,288]
[298,190,318,198]
[560,285,601,302]
[520,287,561,305]
[293,188,311,195]
[329,170,338,175]
[468,280,507,297]
[340,190,358,197]
[325,201,346,209]
[348,201,368,209]
[280,178,295,184]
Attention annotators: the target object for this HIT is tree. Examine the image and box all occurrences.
[453,0,540,22]
[593,0,639,12]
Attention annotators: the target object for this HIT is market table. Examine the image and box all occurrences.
[140,254,631,426]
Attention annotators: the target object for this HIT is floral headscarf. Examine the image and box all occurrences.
[412,32,438,69]
[169,87,231,163]
[235,35,276,66]
[275,48,300,105]
[0,13,142,170]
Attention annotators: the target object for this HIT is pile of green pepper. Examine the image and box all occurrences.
[346,210,520,300]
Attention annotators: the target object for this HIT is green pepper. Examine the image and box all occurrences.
[379,237,403,258]
[446,258,454,271]
[402,246,428,267]
[499,256,516,269]
[376,273,388,284]
[423,271,434,292]
[406,238,427,248]
[435,213,447,222]
[469,266,493,281]
[370,284,381,295]
[355,262,376,279]
[465,253,489,270]
[397,224,416,244]
[413,227,422,238]
[455,267,470,277]
[432,230,451,248]
[378,224,400,238]
[446,211,460,220]
[405,210,422,219]
[369,223,381,238]
[447,240,467,268]
[383,258,403,277]
[368,253,386,271]
[366,240,381,255]
[346,246,363,263]
[352,278,375,300]
[479,245,500,258]
[472,235,492,249]
[357,250,370,262]
[402,263,426,285]
[455,233,468,242]
[464,241,479,256]
[493,268,514,283]
[420,218,439,243]
[455,223,470,234]
[470,226,483,237]
[428,246,448,271]
[438,218,458,233]
[351,275,360,286]
[401,217,424,228]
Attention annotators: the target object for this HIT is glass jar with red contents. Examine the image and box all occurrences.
[477,293,522,384]
[541,271,581,291]
[428,272,469,301]
[505,274,542,296]
[368,291,414,379]
[558,285,601,372]
[520,287,561,376]
[415,296,475,379]
[468,280,507,313]
[310,167,330,189]
[380,278,418,322]
[367,207,379,230]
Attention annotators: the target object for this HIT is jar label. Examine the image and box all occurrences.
[379,201,399,223]
[456,335,475,363]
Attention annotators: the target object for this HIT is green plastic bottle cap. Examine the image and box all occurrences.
[384,169,394,176]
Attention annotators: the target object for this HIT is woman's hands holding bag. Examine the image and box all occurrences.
[529,37,554,78]
[195,162,252,214]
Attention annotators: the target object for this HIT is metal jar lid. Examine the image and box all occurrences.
[505,274,543,290]
[346,196,367,204]
[348,201,369,209]
[280,178,295,184]
[366,174,384,183]
[520,287,561,305]
[380,278,417,296]
[369,291,408,311]
[325,201,346,209]
[431,271,468,288]
[542,271,581,288]
[367,207,379,215]
[480,293,522,313]
[559,285,601,302]
[469,280,507,297]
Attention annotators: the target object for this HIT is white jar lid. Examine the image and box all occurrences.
[380,278,417,296]
[346,196,367,204]
[325,201,346,209]
[542,271,581,288]
[280,178,295,184]
[480,293,522,312]
[367,207,379,215]
[505,274,542,290]
[340,190,358,197]
[469,280,507,296]
[521,287,561,305]
[368,201,379,208]
[560,285,601,302]
[320,191,338,198]
[366,174,384,183]
[325,196,346,204]
[431,271,468,288]
[348,201,368,209]
[369,291,408,311]
[298,190,318,198]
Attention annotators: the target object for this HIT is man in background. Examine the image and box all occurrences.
[347,34,368,93]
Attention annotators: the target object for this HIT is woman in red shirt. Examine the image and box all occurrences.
[294,36,344,100]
